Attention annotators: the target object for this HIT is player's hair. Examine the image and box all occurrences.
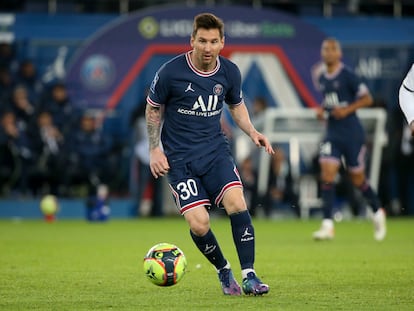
[322,37,342,52]
[192,13,224,39]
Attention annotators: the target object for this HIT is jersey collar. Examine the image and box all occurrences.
[185,51,220,77]
[324,62,344,79]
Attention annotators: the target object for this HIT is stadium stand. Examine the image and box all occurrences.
[0,1,413,218]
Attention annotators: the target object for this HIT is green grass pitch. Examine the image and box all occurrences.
[1,217,413,310]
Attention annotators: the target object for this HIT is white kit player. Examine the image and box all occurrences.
[399,64,414,136]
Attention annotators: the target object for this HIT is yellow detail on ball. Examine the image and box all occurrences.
[143,243,187,286]
[40,195,58,216]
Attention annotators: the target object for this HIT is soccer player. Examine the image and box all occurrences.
[399,64,414,136]
[312,38,386,241]
[146,13,273,296]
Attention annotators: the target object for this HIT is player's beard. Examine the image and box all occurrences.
[195,51,215,71]
[191,49,217,71]
[323,54,340,67]
[324,58,340,71]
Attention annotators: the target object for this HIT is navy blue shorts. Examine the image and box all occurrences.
[167,151,243,215]
[319,138,366,171]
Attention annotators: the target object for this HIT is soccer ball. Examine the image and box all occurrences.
[39,195,58,216]
[143,243,187,286]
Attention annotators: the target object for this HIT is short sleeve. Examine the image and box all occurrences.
[347,70,370,98]
[147,64,169,107]
[224,62,243,106]
[402,64,414,92]
[311,61,325,91]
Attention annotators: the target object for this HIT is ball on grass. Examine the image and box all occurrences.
[40,195,58,216]
[143,243,187,287]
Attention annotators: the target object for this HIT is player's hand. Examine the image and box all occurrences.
[250,130,275,154]
[149,147,170,178]
[315,107,325,120]
[331,106,350,119]
[410,121,414,137]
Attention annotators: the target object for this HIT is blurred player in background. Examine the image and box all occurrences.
[399,63,414,136]
[312,38,386,241]
[146,13,273,296]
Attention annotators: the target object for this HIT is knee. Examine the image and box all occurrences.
[224,197,247,214]
[190,219,210,236]
[222,188,247,214]
[319,163,339,184]
[186,212,210,236]
[350,173,365,188]
[320,171,336,184]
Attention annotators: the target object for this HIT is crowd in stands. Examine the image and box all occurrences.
[1,1,414,17]
[0,39,302,217]
[0,42,123,198]
[1,36,413,217]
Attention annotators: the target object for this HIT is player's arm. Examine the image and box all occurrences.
[315,106,326,120]
[331,92,373,120]
[228,103,274,154]
[399,65,414,136]
[399,83,414,136]
[146,103,170,178]
[311,65,328,121]
[342,92,372,114]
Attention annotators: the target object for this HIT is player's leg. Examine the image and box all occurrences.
[183,207,225,269]
[221,187,269,295]
[313,140,341,240]
[347,145,386,241]
[221,188,254,272]
[206,153,268,295]
[313,160,340,240]
[184,204,242,295]
[168,163,240,295]
[184,207,241,295]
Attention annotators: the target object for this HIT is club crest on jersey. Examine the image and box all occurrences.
[213,84,223,96]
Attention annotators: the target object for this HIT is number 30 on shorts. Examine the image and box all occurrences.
[176,179,199,200]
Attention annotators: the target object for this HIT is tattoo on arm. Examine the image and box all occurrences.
[145,104,162,150]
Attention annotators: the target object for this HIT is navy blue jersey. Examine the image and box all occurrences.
[317,63,369,142]
[147,51,243,164]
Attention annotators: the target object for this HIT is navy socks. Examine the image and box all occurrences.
[359,181,381,213]
[230,210,255,270]
[190,228,227,270]
[190,210,257,273]
[321,182,335,219]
